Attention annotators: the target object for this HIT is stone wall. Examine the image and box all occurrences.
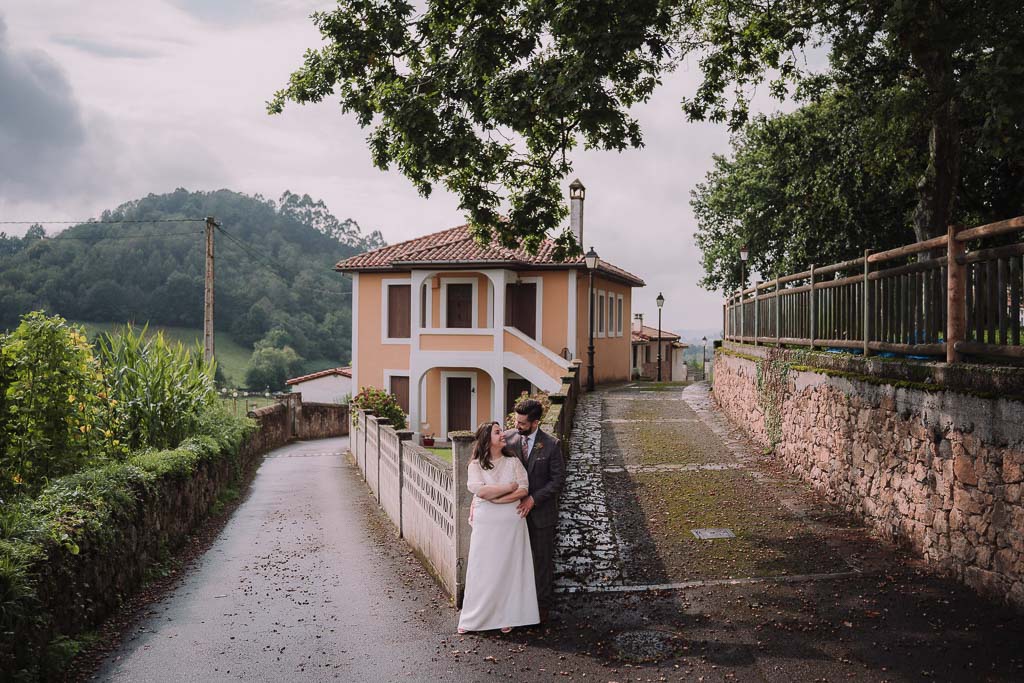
[713,344,1024,609]
[297,401,350,440]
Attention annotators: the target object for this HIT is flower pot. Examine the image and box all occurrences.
[422,436,435,447]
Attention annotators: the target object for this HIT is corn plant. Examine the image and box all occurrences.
[96,325,218,451]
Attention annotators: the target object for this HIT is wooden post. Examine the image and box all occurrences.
[775,277,782,346]
[451,432,475,608]
[947,224,966,362]
[753,281,762,345]
[863,249,873,357]
[396,430,413,538]
[739,289,745,343]
[203,216,216,364]
[809,265,817,350]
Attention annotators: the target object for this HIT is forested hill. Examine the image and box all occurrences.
[0,189,384,363]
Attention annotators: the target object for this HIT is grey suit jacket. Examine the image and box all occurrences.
[504,428,565,528]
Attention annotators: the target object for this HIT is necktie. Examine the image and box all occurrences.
[521,435,530,464]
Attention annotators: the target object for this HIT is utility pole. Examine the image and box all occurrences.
[204,216,218,364]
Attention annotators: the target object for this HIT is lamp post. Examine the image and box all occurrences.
[585,247,599,391]
[701,335,707,380]
[656,292,665,381]
[739,243,749,290]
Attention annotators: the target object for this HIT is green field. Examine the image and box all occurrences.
[74,321,253,387]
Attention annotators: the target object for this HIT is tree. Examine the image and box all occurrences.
[271,0,1024,254]
[244,339,303,391]
[693,89,924,292]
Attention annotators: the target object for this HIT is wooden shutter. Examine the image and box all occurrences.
[446,283,473,328]
[505,282,537,338]
[387,284,411,338]
[389,375,410,413]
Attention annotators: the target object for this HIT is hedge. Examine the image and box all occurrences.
[0,411,253,681]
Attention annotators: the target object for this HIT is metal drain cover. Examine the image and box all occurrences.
[691,528,735,539]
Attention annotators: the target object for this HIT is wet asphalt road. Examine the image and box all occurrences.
[90,415,1024,682]
[93,438,461,682]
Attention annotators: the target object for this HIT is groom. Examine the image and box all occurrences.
[505,398,565,622]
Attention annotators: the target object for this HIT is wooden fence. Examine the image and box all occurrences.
[724,216,1024,362]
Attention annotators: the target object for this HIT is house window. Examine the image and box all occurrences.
[420,283,428,328]
[602,294,610,337]
[632,346,638,368]
[645,345,651,363]
[597,291,605,337]
[445,282,474,328]
[389,375,410,413]
[617,295,624,336]
[386,283,411,339]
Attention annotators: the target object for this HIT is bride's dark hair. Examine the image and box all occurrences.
[472,421,515,470]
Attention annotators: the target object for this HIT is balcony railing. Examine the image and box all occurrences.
[724,215,1024,362]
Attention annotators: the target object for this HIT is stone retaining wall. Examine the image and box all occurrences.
[297,401,350,440]
[713,344,1024,609]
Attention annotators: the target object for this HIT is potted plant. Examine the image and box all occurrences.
[422,432,435,447]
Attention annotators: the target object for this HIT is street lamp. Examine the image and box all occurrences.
[656,292,665,381]
[585,246,599,391]
[739,244,749,290]
[701,335,708,380]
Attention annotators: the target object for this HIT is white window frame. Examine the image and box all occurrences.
[439,277,480,329]
[383,369,411,416]
[596,290,606,338]
[617,294,625,337]
[419,280,434,330]
[381,277,412,344]
[440,370,478,438]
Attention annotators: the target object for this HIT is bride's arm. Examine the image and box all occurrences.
[468,461,518,500]
[491,459,530,504]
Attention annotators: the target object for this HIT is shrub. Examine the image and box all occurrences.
[0,313,122,500]
[351,386,407,430]
[504,390,551,429]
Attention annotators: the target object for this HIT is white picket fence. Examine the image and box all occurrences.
[348,410,473,602]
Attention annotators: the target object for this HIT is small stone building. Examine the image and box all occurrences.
[286,367,352,404]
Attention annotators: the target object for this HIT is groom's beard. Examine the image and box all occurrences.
[517,427,532,436]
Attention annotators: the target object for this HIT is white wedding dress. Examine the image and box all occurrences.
[457,455,539,631]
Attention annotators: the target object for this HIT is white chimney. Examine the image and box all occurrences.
[569,178,585,247]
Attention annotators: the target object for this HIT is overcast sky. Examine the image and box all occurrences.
[0,1,790,334]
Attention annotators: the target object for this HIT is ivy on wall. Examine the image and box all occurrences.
[754,349,798,449]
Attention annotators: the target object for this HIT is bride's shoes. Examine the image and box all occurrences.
[500,627,512,634]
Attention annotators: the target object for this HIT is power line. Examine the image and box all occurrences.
[0,218,205,225]
[48,230,203,241]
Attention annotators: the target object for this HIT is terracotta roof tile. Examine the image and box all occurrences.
[337,224,644,286]
[631,325,681,342]
[286,366,352,385]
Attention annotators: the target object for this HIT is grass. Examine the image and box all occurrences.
[219,395,278,417]
[426,446,452,463]
[633,470,848,580]
[74,320,253,387]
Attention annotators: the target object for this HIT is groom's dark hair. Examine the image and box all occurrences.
[515,398,543,423]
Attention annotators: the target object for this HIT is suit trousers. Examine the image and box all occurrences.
[527,517,555,610]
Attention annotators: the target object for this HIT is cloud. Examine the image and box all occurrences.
[52,34,161,59]
[0,14,88,197]
[166,0,321,25]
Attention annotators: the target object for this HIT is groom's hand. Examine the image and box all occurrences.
[516,496,535,517]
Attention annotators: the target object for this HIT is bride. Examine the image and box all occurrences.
[457,421,539,634]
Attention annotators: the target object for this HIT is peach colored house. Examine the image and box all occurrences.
[337,225,644,439]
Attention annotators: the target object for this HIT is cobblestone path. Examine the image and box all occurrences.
[553,381,875,592]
